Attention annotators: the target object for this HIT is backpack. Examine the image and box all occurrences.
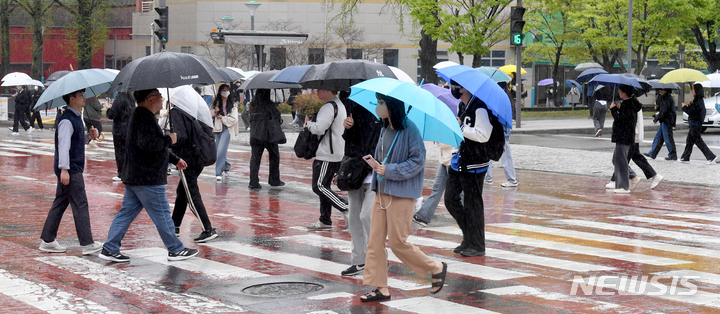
[483,110,505,162]
[336,155,371,191]
[190,116,217,167]
[294,101,338,160]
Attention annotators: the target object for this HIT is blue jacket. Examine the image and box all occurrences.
[371,120,425,199]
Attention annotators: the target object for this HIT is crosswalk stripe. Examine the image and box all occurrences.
[0,269,121,314]
[559,219,720,244]
[480,285,623,311]
[405,235,615,272]
[0,146,54,156]
[202,241,430,291]
[0,151,29,157]
[278,234,533,281]
[488,223,717,261]
[11,176,37,181]
[664,213,720,223]
[381,296,501,314]
[652,270,720,286]
[425,226,689,266]
[36,256,246,313]
[611,215,720,231]
[306,292,354,300]
[125,247,268,280]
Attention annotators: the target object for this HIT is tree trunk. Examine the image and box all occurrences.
[552,47,563,107]
[418,29,438,84]
[456,52,464,65]
[0,0,11,83]
[31,0,43,79]
[691,25,720,73]
[77,0,93,69]
[471,53,481,68]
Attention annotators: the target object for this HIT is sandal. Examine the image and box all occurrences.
[430,262,448,294]
[360,289,391,302]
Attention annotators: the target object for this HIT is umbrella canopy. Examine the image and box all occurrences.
[475,67,512,82]
[420,83,460,115]
[537,78,554,86]
[1,72,31,83]
[1,73,36,87]
[46,70,71,82]
[298,59,397,91]
[574,62,603,72]
[268,64,313,84]
[436,65,513,128]
[217,67,244,82]
[588,74,642,89]
[499,64,527,75]
[647,79,680,90]
[641,66,668,79]
[162,85,213,127]
[592,85,618,102]
[576,68,608,83]
[226,67,245,76]
[349,77,463,148]
[109,51,227,93]
[700,71,720,88]
[104,69,120,75]
[389,66,416,84]
[240,70,303,90]
[433,61,459,69]
[241,70,261,79]
[34,69,117,109]
[566,79,582,89]
[27,79,44,87]
[619,73,652,96]
[659,68,709,83]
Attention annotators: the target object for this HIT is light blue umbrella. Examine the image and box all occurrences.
[537,78,554,86]
[349,77,464,148]
[34,69,117,109]
[436,65,513,128]
[475,67,512,82]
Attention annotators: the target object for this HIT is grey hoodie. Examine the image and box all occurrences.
[306,97,347,162]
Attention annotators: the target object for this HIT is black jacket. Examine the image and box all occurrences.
[683,97,706,126]
[610,97,641,145]
[169,108,204,170]
[122,106,180,186]
[249,102,283,144]
[653,93,676,127]
[106,97,134,139]
[456,97,498,171]
[343,101,381,158]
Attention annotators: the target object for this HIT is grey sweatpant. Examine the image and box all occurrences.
[613,143,632,189]
[347,183,374,266]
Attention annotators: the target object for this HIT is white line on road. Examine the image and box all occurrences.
[11,176,37,181]
[480,285,622,311]
[558,219,720,244]
[664,213,720,223]
[306,292,354,300]
[125,247,268,280]
[611,215,720,231]
[382,296,500,314]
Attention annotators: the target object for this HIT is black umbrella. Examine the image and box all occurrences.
[217,67,244,82]
[576,68,608,83]
[298,59,397,91]
[641,66,668,79]
[647,79,680,90]
[44,70,71,87]
[239,70,303,90]
[619,73,652,96]
[108,51,227,93]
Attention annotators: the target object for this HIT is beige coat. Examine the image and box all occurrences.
[211,102,239,140]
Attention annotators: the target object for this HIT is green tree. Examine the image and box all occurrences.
[54,0,108,69]
[0,0,17,79]
[685,0,720,72]
[570,0,628,72]
[16,0,53,79]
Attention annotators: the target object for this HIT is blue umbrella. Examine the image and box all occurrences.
[268,64,313,84]
[349,77,464,148]
[537,78,554,86]
[34,69,117,109]
[588,74,642,89]
[566,79,582,89]
[475,67,512,82]
[420,83,460,115]
[435,65,513,128]
[576,68,608,83]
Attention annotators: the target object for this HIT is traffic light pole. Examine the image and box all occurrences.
[514,0,523,128]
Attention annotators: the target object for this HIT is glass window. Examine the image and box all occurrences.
[347,48,363,60]
[492,50,505,58]
[492,59,505,67]
[269,47,286,70]
[181,46,193,54]
[482,52,491,58]
[383,49,399,67]
[308,48,324,64]
[481,59,491,67]
[145,46,151,56]
[437,51,448,56]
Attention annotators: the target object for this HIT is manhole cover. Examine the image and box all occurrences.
[242,282,323,297]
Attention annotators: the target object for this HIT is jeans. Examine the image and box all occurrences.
[648,122,676,159]
[40,173,94,246]
[215,127,231,176]
[415,164,448,223]
[485,125,516,183]
[203,95,213,107]
[103,185,184,254]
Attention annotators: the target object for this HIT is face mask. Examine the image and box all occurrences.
[451,86,462,99]
[221,91,230,98]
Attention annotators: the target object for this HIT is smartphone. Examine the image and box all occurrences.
[363,154,380,168]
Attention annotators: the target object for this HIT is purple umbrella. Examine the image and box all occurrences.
[538,78,554,86]
[420,83,460,115]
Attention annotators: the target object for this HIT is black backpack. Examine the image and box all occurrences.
[483,110,505,162]
[294,101,338,160]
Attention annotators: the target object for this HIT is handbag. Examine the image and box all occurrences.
[268,118,286,144]
[336,156,371,191]
[293,101,338,159]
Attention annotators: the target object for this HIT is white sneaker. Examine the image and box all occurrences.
[27,127,34,135]
[112,176,122,182]
[629,176,641,191]
[484,179,493,185]
[215,176,223,182]
[39,240,67,253]
[650,175,664,189]
[82,241,104,255]
[501,181,519,187]
[605,181,615,189]
[613,188,631,194]
[341,210,349,230]
[11,132,18,136]
[708,156,719,165]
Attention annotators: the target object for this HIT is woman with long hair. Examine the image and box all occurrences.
[210,84,239,182]
[360,93,447,302]
[248,89,284,189]
[681,84,717,164]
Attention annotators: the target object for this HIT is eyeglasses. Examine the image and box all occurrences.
[149,93,163,99]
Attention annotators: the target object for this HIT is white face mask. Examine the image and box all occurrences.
[221,91,230,98]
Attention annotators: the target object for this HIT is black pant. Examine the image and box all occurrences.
[444,168,486,251]
[30,110,44,129]
[173,166,212,231]
[40,173,95,246]
[249,139,281,186]
[312,160,348,225]
[681,125,717,161]
[12,106,30,132]
[112,133,127,177]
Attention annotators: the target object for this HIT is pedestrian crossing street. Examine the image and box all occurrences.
[3,207,720,313]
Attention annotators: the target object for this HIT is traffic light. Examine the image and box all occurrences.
[510,6,526,46]
[154,6,169,49]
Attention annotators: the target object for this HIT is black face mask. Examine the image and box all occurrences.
[451,86,463,99]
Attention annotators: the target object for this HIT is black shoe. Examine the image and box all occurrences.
[248,184,262,189]
[665,157,677,161]
[168,248,199,261]
[98,248,130,263]
[412,214,428,227]
[643,153,655,159]
[459,248,486,257]
[175,226,180,236]
[269,181,285,187]
[453,242,469,254]
[194,229,218,243]
[341,264,365,276]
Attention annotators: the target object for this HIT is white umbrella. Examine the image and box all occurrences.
[227,67,245,75]
[700,70,720,88]
[104,69,120,75]
[433,61,459,69]
[27,79,44,87]
[1,75,36,87]
[574,62,603,72]
[241,70,261,79]
[1,72,31,82]
[159,85,213,127]
[388,66,416,84]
